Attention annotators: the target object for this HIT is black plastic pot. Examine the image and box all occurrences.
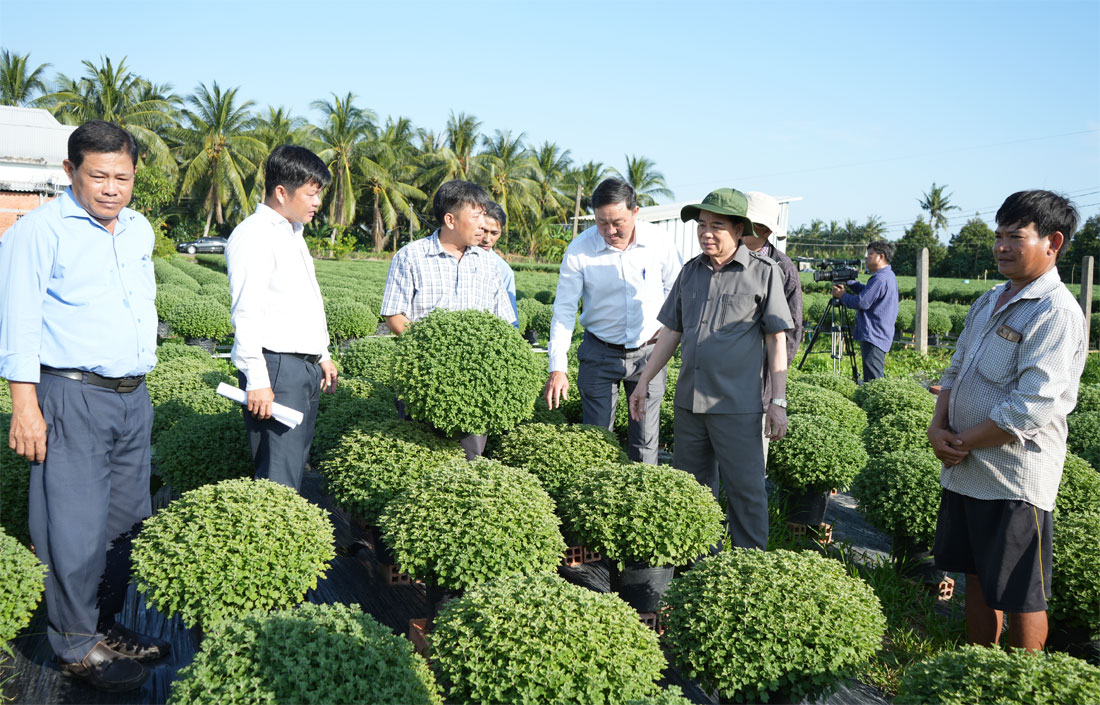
[781,487,830,526]
[890,533,942,583]
[1048,623,1100,666]
[367,526,396,566]
[157,320,170,339]
[184,337,216,354]
[523,328,539,345]
[426,580,463,620]
[608,561,674,613]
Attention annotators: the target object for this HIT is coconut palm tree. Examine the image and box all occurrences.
[618,154,673,207]
[561,161,613,214]
[0,49,51,106]
[531,141,574,222]
[420,111,485,196]
[358,138,426,252]
[476,130,540,226]
[311,92,377,240]
[246,106,315,204]
[918,183,960,240]
[172,82,266,236]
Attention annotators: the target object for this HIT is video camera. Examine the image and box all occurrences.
[812,258,862,283]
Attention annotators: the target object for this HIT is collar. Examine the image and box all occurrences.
[59,188,134,232]
[999,266,1063,303]
[255,203,303,235]
[427,230,481,258]
[593,222,651,254]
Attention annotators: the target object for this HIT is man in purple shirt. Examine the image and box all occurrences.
[831,241,899,382]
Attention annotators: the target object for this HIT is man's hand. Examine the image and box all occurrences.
[765,404,788,440]
[831,284,845,299]
[928,425,968,466]
[9,382,47,462]
[628,382,649,422]
[320,360,338,394]
[247,387,275,420]
[544,371,569,409]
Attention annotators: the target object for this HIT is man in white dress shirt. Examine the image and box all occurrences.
[226,145,338,491]
[544,178,681,463]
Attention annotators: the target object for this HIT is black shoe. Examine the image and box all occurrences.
[60,641,147,692]
[104,623,171,663]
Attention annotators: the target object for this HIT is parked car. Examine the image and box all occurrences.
[177,237,228,254]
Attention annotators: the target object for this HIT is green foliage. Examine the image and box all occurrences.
[147,356,234,406]
[1056,452,1100,519]
[0,528,45,644]
[430,575,665,705]
[926,304,953,337]
[804,293,828,324]
[768,413,869,491]
[662,550,887,703]
[156,340,217,363]
[132,478,334,628]
[1049,511,1100,634]
[940,216,997,279]
[862,407,933,456]
[895,644,1100,705]
[491,422,627,499]
[155,284,192,322]
[787,381,867,435]
[893,217,946,277]
[1,414,30,545]
[153,411,253,492]
[131,165,176,215]
[854,376,937,418]
[311,378,399,465]
[1067,411,1100,469]
[896,300,916,333]
[325,298,379,341]
[794,371,858,400]
[1083,354,1100,386]
[1076,383,1100,414]
[338,336,395,382]
[559,463,723,567]
[948,303,970,336]
[168,602,442,705]
[165,296,233,339]
[882,348,954,383]
[851,449,942,546]
[0,382,10,413]
[379,459,565,591]
[624,688,694,705]
[393,309,543,435]
[529,303,555,339]
[516,297,546,335]
[319,420,464,525]
[155,257,201,291]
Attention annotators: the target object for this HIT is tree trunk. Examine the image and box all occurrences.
[372,191,386,252]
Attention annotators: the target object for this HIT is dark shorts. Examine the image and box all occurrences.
[933,488,1052,613]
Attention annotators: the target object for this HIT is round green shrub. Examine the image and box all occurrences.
[1092,312,1100,349]
[787,381,867,436]
[156,340,216,363]
[804,293,828,325]
[529,304,555,340]
[851,449,942,546]
[1068,411,1100,469]
[768,413,869,491]
[491,422,627,500]
[378,459,565,592]
[153,411,253,493]
[1056,452,1100,519]
[430,575,665,705]
[0,527,46,643]
[166,296,233,339]
[393,309,543,436]
[516,297,545,335]
[662,549,887,703]
[533,289,554,305]
[949,303,970,336]
[311,378,400,465]
[319,420,464,525]
[339,336,396,382]
[1,414,30,546]
[795,371,858,400]
[559,463,723,568]
[325,299,379,341]
[155,257,200,291]
[151,386,237,444]
[926,306,953,337]
[896,300,916,332]
[155,283,192,321]
[1050,511,1100,634]
[132,478,334,628]
[853,376,936,418]
[146,356,235,408]
[168,602,442,705]
[1076,383,1100,415]
[625,688,694,705]
[895,644,1100,705]
[862,407,934,456]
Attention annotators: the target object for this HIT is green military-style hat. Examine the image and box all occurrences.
[680,188,754,233]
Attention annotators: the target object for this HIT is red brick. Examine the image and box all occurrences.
[408,618,430,656]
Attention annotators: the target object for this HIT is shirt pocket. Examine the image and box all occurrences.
[975,333,1019,385]
[717,293,759,331]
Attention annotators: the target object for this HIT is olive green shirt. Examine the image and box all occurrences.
[659,245,793,414]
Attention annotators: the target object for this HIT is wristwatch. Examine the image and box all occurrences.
[770,398,788,408]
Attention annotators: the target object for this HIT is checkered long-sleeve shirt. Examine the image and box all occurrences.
[939,268,1086,511]
[380,232,516,325]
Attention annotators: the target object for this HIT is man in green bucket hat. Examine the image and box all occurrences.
[629,187,793,549]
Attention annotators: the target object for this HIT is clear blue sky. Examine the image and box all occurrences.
[2,0,1097,241]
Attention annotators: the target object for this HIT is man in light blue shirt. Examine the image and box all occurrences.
[831,240,899,381]
[0,121,166,691]
[477,201,518,323]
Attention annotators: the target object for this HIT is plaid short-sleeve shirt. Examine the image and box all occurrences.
[380,232,516,325]
[939,268,1086,511]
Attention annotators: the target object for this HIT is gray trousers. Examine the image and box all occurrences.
[240,351,321,491]
[29,374,152,663]
[672,407,768,549]
[576,332,666,464]
[859,341,886,382]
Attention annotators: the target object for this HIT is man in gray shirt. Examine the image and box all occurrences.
[928,190,1085,651]
[629,188,793,549]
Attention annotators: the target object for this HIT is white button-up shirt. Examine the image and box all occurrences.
[226,203,331,390]
[548,221,682,373]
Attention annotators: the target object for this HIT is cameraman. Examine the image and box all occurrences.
[831,241,899,382]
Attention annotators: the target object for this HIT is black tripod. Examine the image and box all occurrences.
[798,296,860,383]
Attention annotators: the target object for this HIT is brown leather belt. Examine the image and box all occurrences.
[588,331,660,353]
[40,366,145,393]
[263,348,321,364]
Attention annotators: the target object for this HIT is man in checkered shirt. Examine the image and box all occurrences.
[928,190,1086,651]
[381,179,516,458]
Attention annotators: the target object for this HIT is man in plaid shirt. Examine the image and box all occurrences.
[928,190,1086,651]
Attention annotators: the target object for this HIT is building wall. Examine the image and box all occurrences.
[0,191,57,236]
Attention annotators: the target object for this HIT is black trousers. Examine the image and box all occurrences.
[240,351,322,491]
[859,341,886,382]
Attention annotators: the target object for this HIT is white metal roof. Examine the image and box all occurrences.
[0,106,75,166]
